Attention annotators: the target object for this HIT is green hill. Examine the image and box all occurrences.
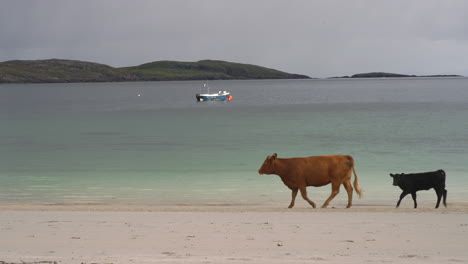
[0,59,142,83]
[123,60,310,80]
[0,59,310,84]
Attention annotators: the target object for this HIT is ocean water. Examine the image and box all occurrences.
[1,78,468,207]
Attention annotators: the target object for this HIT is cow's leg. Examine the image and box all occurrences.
[396,190,410,208]
[343,181,353,208]
[322,182,340,208]
[299,186,316,208]
[442,189,448,207]
[288,188,298,208]
[411,191,417,208]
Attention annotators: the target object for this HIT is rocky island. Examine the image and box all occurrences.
[334,72,463,78]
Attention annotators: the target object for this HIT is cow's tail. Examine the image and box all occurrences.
[346,155,363,198]
[353,167,363,198]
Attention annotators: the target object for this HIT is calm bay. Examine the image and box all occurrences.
[1,78,468,207]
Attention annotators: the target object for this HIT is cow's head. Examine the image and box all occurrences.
[258,153,278,175]
[389,173,403,186]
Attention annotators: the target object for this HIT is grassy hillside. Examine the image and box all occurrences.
[0,59,310,83]
[123,60,310,80]
[0,59,142,83]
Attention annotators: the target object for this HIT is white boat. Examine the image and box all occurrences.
[196,83,233,102]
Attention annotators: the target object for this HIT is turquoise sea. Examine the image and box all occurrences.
[1,78,468,207]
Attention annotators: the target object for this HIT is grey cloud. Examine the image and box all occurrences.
[1,0,467,77]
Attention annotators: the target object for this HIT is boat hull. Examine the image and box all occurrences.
[196,94,229,101]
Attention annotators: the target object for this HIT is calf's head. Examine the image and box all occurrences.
[258,153,278,175]
[389,173,403,186]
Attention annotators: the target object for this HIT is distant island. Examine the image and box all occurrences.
[0,59,310,84]
[332,72,463,78]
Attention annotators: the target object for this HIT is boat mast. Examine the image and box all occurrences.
[204,82,210,94]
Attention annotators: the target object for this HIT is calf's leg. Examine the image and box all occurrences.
[343,181,353,208]
[435,188,443,208]
[411,191,417,208]
[396,190,410,208]
[288,188,298,208]
[322,182,340,208]
[299,186,316,208]
[443,189,448,207]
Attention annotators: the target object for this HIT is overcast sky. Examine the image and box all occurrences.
[1,0,467,77]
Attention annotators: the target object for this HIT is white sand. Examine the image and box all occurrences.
[1,204,468,263]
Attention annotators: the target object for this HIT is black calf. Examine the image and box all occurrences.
[390,169,447,208]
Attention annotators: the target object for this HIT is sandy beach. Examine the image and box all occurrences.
[1,203,468,264]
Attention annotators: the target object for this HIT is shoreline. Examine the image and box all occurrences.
[1,202,468,213]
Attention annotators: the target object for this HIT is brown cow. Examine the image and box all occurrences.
[258,153,363,208]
